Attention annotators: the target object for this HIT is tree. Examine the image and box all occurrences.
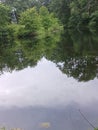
[39,6,63,32]
[0,3,11,27]
[18,7,42,37]
[49,0,71,28]
[17,6,63,37]
[3,0,36,13]
[89,11,98,29]
[48,0,98,30]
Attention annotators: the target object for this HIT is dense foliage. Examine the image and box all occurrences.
[0,3,11,27]
[0,28,98,82]
[0,0,98,32]
[48,0,98,30]
[18,6,62,37]
[0,2,63,37]
[0,0,98,81]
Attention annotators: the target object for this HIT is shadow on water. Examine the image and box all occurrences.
[0,30,98,82]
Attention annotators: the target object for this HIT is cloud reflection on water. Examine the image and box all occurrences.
[0,57,98,108]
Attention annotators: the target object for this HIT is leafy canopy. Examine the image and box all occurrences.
[0,3,11,26]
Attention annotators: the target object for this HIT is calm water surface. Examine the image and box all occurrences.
[0,31,98,130]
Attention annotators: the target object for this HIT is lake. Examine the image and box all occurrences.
[0,30,98,130]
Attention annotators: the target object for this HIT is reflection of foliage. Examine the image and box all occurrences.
[0,32,60,75]
[0,38,40,75]
[58,56,98,82]
[0,29,98,82]
[47,31,98,82]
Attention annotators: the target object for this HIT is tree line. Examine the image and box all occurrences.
[48,0,98,31]
[0,0,98,33]
[0,0,98,36]
[0,1,63,38]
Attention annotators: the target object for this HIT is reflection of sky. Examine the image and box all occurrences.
[0,57,98,108]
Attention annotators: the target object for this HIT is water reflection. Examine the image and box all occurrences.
[0,57,98,130]
[0,32,60,74]
[0,31,98,130]
[48,31,98,81]
[0,57,98,108]
[0,31,98,81]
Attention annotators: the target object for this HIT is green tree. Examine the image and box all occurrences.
[18,7,43,37]
[0,3,11,27]
[17,6,63,37]
[3,0,36,13]
[89,11,98,29]
[48,0,98,30]
[49,0,70,28]
[39,6,63,33]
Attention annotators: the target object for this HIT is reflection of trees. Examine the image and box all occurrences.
[0,33,60,75]
[57,56,98,82]
[0,38,41,75]
[0,30,98,82]
[47,31,98,82]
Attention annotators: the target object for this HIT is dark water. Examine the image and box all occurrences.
[0,31,98,130]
